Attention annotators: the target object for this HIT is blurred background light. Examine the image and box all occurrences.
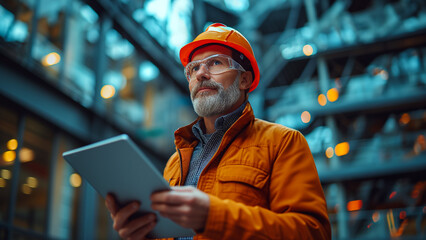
[70,173,82,188]
[301,111,311,123]
[347,200,362,211]
[27,177,38,188]
[335,142,350,156]
[145,0,170,22]
[327,88,339,102]
[7,139,18,150]
[139,61,159,82]
[21,184,32,194]
[19,147,34,163]
[42,52,61,66]
[80,5,98,24]
[1,169,11,179]
[303,44,316,56]
[224,0,250,12]
[3,150,16,162]
[318,94,327,106]
[100,85,116,99]
[399,113,410,125]
[325,147,334,158]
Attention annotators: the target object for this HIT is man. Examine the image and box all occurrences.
[105,23,331,240]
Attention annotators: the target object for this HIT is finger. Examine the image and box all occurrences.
[118,214,156,239]
[113,202,140,231]
[171,186,195,192]
[105,194,118,215]
[151,191,195,205]
[151,202,192,215]
[127,221,156,240]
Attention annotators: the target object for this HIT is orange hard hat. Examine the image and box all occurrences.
[180,23,260,92]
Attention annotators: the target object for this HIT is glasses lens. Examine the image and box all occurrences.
[185,54,243,81]
[186,62,200,80]
[206,56,231,75]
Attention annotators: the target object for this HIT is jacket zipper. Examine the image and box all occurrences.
[177,148,183,186]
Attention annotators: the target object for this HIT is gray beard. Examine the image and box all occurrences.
[190,74,241,117]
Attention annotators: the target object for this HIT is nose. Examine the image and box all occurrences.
[195,64,210,81]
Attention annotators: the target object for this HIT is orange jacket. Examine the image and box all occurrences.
[163,103,331,240]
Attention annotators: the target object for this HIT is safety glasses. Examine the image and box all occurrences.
[185,54,246,81]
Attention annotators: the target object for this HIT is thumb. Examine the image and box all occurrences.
[171,186,196,192]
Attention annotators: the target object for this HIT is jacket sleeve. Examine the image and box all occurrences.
[199,130,331,240]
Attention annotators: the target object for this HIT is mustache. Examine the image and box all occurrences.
[191,80,223,99]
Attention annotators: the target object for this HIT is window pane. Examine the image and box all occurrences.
[32,0,68,80]
[62,1,99,107]
[48,135,81,239]
[0,0,33,55]
[13,116,53,233]
[0,105,18,223]
[102,29,147,130]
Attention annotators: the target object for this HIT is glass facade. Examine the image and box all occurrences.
[0,0,34,55]
[0,106,18,222]
[13,116,53,233]
[62,1,99,107]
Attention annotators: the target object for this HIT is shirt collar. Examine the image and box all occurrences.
[192,101,248,143]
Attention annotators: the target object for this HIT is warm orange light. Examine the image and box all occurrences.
[327,88,339,102]
[42,52,61,66]
[7,139,18,150]
[301,111,311,123]
[335,142,350,156]
[389,191,397,199]
[2,151,16,162]
[399,113,410,125]
[303,44,314,56]
[372,211,380,222]
[318,94,327,106]
[0,178,5,188]
[325,147,334,158]
[1,169,11,180]
[19,147,34,163]
[70,173,82,188]
[27,177,38,188]
[347,200,362,211]
[21,184,32,194]
[100,85,116,99]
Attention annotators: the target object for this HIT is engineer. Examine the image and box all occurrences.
[105,23,331,240]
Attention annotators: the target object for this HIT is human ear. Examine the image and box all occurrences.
[239,71,253,91]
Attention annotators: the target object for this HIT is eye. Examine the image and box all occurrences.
[189,63,200,73]
[213,60,222,65]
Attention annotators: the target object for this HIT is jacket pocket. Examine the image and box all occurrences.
[216,165,269,206]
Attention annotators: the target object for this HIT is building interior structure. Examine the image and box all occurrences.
[0,0,425,239]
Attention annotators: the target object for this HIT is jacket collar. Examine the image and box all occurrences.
[174,102,255,149]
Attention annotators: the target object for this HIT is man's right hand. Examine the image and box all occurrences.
[105,194,157,240]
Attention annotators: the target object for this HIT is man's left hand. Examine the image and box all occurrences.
[151,186,210,231]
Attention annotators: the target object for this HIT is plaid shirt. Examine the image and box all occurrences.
[177,101,247,240]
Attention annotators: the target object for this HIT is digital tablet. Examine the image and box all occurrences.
[62,134,195,238]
